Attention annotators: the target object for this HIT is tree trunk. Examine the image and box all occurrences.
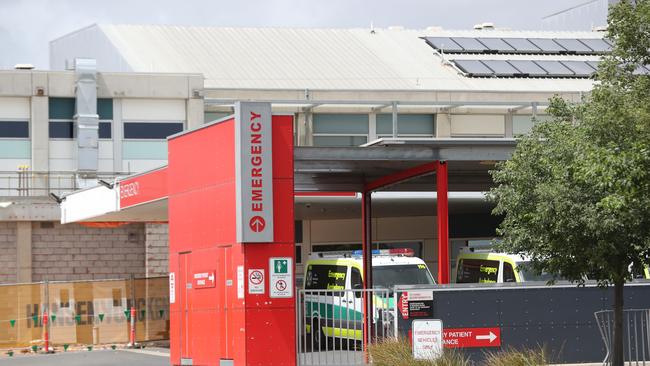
[612,278,625,366]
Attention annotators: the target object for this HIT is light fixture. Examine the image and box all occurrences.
[49,193,64,204]
[98,180,115,189]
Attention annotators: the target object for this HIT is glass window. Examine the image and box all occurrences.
[376,114,435,137]
[503,262,516,282]
[305,265,347,290]
[373,265,435,288]
[97,99,113,120]
[295,220,303,243]
[99,122,112,139]
[49,121,75,139]
[0,121,29,138]
[295,245,302,264]
[49,98,112,119]
[123,122,184,139]
[456,258,499,283]
[312,136,367,147]
[350,268,363,290]
[312,114,369,147]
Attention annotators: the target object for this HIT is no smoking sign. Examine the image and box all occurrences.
[248,269,265,294]
[269,257,293,298]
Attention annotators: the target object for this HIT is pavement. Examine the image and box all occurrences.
[0,348,169,366]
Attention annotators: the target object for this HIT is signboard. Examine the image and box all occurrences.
[412,320,443,360]
[443,327,501,348]
[169,272,176,304]
[269,257,293,298]
[235,102,274,243]
[118,167,167,209]
[407,290,434,318]
[248,269,265,294]
[237,266,244,299]
[193,271,215,289]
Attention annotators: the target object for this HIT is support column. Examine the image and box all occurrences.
[361,191,373,350]
[16,222,32,283]
[436,161,449,284]
[435,112,451,138]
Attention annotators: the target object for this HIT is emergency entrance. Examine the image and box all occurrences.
[60,102,514,365]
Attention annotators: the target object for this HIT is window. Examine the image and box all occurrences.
[48,98,113,139]
[456,258,499,283]
[0,121,29,138]
[312,114,368,147]
[351,268,363,297]
[376,114,435,138]
[123,122,184,139]
[373,265,435,288]
[305,265,347,290]
[503,262,516,283]
[295,221,303,264]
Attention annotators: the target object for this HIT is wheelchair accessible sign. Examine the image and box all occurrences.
[269,257,293,298]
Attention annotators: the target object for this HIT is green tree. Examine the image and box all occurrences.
[488,1,650,365]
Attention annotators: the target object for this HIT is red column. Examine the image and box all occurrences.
[436,161,450,284]
[361,191,373,356]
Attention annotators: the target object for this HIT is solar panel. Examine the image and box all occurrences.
[633,65,650,75]
[450,37,488,52]
[508,60,548,76]
[554,39,592,53]
[587,61,600,71]
[481,60,519,76]
[453,60,494,76]
[560,61,596,76]
[502,38,541,53]
[528,38,565,53]
[535,60,575,76]
[423,37,464,52]
[477,38,515,52]
[579,38,612,53]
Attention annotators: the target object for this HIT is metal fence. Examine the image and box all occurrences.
[0,276,169,350]
[296,288,395,365]
[0,170,131,197]
[595,309,650,365]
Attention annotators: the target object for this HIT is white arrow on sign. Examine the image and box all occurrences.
[475,331,497,343]
[208,273,214,282]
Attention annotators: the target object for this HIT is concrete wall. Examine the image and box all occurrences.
[0,222,17,283]
[31,222,145,281]
[145,223,169,277]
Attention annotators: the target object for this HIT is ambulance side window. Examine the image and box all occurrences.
[351,268,363,298]
[456,259,499,283]
[305,265,348,294]
[503,262,516,282]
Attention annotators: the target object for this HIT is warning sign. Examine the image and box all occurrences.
[269,257,292,298]
[248,269,265,294]
[413,320,443,360]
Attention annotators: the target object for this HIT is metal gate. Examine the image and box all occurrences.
[596,309,650,365]
[296,289,396,365]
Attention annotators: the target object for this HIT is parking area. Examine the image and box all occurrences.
[0,348,169,366]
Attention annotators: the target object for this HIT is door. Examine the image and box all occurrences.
[179,252,191,359]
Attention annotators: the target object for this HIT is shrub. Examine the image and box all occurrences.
[368,338,471,366]
[483,346,548,366]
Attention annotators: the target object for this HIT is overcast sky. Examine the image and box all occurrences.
[1,0,588,69]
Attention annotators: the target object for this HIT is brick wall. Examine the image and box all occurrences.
[0,222,17,283]
[31,222,146,281]
[145,223,169,277]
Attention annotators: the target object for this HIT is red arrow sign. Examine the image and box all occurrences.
[443,327,501,348]
[249,216,266,232]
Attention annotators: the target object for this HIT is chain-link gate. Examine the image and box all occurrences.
[296,288,396,365]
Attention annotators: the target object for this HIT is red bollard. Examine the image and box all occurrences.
[129,306,136,347]
[43,311,49,353]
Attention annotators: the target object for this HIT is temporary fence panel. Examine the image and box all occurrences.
[0,276,169,350]
[595,309,650,365]
[296,288,395,365]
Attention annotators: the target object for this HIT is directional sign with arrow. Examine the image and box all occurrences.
[443,327,501,348]
[193,270,216,289]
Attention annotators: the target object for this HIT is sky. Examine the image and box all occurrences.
[0,0,589,69]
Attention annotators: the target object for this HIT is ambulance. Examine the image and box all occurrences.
[302,248,434,349]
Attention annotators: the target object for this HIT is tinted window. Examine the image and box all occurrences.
[99,122,111,139]
[123,122,184,139]
[49,98,113,119]
[456,258,499,283]
[0,121,29,138]
[49,121,74,138]
[503,262,516,282]
[373,264,434,288]
[305,265,347,290]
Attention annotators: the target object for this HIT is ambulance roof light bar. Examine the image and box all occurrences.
[310,248,415,259]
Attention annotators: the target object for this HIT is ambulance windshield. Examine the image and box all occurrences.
[372,264,435,288]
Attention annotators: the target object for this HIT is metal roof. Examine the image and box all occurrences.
[74,24,602,92]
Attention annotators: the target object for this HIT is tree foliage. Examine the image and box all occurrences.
[488,0,650,286]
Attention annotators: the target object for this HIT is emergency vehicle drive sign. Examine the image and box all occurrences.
[235,102,274,243]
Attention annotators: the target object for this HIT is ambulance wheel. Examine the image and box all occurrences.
[311,317,324,350]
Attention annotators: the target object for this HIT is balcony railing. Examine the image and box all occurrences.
[0,169,132,197]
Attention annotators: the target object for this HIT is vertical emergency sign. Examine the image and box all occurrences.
[235,102,274,243]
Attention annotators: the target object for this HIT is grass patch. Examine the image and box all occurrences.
[368,338,471,366]
[483,346,548,366]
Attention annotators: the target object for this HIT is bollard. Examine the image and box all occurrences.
[129,306,136,347]
[43,311,49,353]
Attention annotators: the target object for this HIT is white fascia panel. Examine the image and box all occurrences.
[61,185,118,223]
